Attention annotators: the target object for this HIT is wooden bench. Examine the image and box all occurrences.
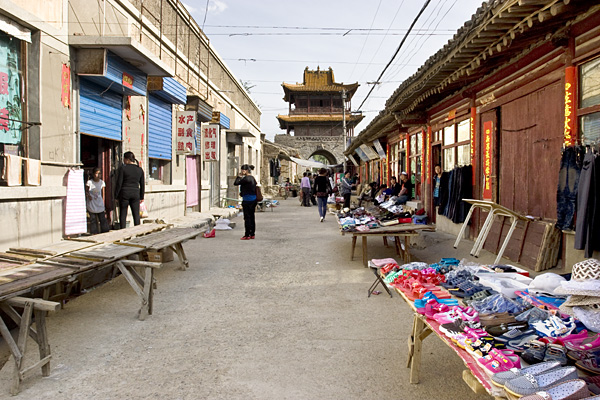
[0,296,60,395]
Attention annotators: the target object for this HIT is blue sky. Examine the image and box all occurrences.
[182,0,487,140]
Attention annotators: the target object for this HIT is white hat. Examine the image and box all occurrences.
[400,171,407,176]
[528,273,566,297]
[555,259,600,296]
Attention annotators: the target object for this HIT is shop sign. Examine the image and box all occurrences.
[61,64,71,108]
[470,107,476,185]
[122,72,134,89]
[564,66,576,147]
[176,111,196,154]
[426,126,431,184]
[201,123,220,162]
[482,120,493,200]
[373,139,386,159]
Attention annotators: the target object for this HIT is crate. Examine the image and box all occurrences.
[145,247,174,263]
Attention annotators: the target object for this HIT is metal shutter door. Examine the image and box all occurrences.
[148,94,172,160]
[79,79,123,141]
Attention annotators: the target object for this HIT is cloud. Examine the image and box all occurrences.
[181,2,197,14]
[208,0,228,14]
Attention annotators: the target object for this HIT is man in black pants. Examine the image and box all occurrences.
[115,151,145,229]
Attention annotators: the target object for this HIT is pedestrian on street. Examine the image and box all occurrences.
[308,172,317,205]
[313,168,332,222]
[234,164,258,240]
[340,171,354,209]
[115,151,145,229]
[86,167,109,234]
[300,172,311,207]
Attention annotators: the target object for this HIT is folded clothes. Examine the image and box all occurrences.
[371,258,398,267]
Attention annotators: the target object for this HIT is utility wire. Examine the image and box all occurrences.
[357,0,432,112]
[349,0,383,80]
[202,0,210,31]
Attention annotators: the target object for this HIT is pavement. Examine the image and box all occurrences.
[0,198,530,399]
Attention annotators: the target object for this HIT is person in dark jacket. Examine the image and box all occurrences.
[115,151,145,229]
[234,164,258,240]
[313,168,332,222]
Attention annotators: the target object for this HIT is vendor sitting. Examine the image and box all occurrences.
[394,172,413,205]
[358,181,378,207]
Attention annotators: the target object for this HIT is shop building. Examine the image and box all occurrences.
[0,0,261,249]
[347,0,600,270]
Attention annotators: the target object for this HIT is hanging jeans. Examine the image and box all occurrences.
[556,147,582,231]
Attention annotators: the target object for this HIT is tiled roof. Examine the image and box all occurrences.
[276,113,364,129]
[282,67,359,101]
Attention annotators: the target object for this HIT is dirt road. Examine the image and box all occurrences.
[0,200,482,399]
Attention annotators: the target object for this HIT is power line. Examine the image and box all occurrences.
[349,0,383,80]
[203,24,456,32]
[224,58,421,66]
[357,0,432,112]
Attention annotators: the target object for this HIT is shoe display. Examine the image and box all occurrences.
[487,322,530,337]
[479,312,517,327]
[478,348,521,375]
[565,333,600,352]
[532,316,577,338]
[517,379,589,400]
[543,344,568,366]
[494,327,535,343]
[491,360,560,388]
[503,366,579,397]
[506,333,541,353]
[575,349,600,374]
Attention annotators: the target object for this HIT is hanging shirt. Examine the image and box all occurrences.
[86,179,105,213]
[433,175,441,198]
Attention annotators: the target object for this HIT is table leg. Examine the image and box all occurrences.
[351,236,357,261]
[454,204,475,248]
[407,313,426,384]
[404,236,411,263]
[383,236,388,247]
[362,236,368,267]
[473,211,496,257]
[494,216,518,265]
[173,242,189,270]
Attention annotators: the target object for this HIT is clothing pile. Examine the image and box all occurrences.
[438,165,472,224]
[377,256,600,398]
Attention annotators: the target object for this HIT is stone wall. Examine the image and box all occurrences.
[274,135,344,165]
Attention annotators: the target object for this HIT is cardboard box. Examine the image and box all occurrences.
[146,247,174,263]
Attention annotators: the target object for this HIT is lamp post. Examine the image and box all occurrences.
[342,89,347,152]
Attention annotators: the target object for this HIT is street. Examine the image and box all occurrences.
[0,200,482,399]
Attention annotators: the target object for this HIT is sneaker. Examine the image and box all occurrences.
[495,328,535,344]
[490,360,560,388]
[506,333,540,353]
[575,348,600,374]
[521,339,547,364]
[487,322,529,337]
[517,379,589,400]
[503,366,579,397]
[320,217,324,222]
[543,344,568,366]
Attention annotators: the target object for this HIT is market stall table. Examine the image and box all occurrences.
[340,224,435,267]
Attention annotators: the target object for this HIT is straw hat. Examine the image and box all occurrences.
[555,259,600,296]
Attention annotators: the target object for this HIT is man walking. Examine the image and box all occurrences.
[301,172,311,207]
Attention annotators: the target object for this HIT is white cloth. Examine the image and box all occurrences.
[24,158,41,186]
[3,154,22,186]
[65,169,87,235]
[86,179,106,213]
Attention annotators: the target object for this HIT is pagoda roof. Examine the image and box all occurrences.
[276,113,364,129]
[282,67,359,102]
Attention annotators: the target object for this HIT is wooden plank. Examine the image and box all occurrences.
[0,268,73,300]
[8,248,56,257]
[6,297,60,312]
[125,227,202,250]
[0,253,36,263]
[70,243,144,261]
[84,223,167,243]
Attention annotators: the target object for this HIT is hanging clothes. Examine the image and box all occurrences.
[439,165,472,224]
[556,146,585,231]
[574,150,600,258]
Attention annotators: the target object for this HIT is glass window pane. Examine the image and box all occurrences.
[581,112,600,144]
[416,132,422,154]
[457,144,471,166]
[444,125,455,145]
[410,135,416,154]
[581,57,600,109]
[443,148,455,171]
[457,119,470,142]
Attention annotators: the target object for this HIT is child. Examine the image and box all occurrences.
[86,168,109,234]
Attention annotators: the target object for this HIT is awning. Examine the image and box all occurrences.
[0,14,30,43]
[289,156,342,169]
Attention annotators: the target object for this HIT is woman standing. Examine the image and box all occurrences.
[115,151,145,229]
[340,171,354,209]
[234,164,258,240]
[313,168,332,222]
[86,167,109,233]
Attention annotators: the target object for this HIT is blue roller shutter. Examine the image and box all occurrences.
[79,78,123,141]
[148,94,172,160]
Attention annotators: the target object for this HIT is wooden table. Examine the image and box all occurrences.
[340,223,434,267]
[392,282,505,399]
[126,227,203,270]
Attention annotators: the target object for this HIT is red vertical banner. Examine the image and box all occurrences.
[564,66,577,147]
[386,143,390,186]
[470,107,477,185]
[482,121,493,200]
[426,126,432,184]
[61,64,71,108]
[405,133,411,175]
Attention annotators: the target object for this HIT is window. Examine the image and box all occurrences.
[0,32,25,155]
[149,158,171,183]
[442,119,471,171]
[579,57,600,144]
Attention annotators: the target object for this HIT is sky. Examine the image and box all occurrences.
[182,0,487,140]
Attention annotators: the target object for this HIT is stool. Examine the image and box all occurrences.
[367,262,393,298]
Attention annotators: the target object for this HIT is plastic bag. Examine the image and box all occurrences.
[139,201,149,218]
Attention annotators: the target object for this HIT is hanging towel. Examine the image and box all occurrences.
[24,158,41,186]
[2,154,22,186]
[64,169,87,235]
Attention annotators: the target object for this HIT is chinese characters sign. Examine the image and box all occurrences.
[0,34,22,144]
[176,111,196,154]
[201,123,220,161]
[564,66,576,147]
[482,120,493,200]
[122,72,134,89]
[61,64,71,108]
